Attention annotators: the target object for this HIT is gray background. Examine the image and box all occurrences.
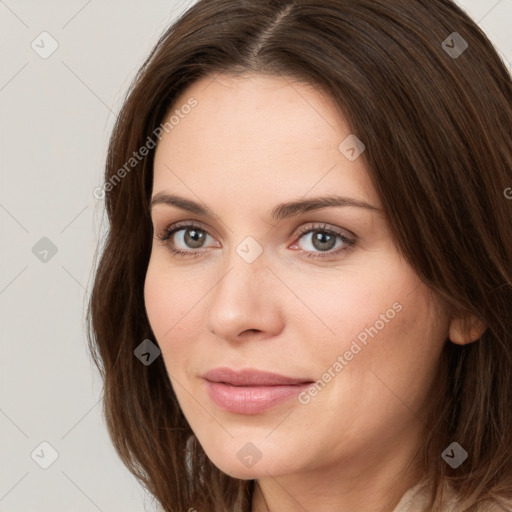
[0,0,510,510]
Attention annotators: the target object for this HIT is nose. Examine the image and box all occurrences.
[205,251,284,343]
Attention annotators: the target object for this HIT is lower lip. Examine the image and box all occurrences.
[204,380,311,414]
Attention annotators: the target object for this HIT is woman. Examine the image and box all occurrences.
[87,0,512,510]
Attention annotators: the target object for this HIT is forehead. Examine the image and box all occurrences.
[152,73,380,212]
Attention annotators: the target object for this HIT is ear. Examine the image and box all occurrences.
[448,314,487,345]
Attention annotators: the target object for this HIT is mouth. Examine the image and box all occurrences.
[202,367,314,414]
[202,367,313,386]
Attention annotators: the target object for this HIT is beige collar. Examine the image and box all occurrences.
[392,480,458,512]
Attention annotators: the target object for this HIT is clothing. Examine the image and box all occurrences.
[154,481,512,511]
[392,481,512,512]
[391,480,455,511]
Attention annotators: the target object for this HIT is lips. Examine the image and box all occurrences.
[202,367,313,386]
[201,367,314,414]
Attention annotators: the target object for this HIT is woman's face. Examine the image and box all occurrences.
[144,73,450,483]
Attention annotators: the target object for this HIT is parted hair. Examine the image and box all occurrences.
[87,1,512,510]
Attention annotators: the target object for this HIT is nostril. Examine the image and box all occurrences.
[241,329,260,335]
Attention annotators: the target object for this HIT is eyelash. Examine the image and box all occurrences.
[155,221,357,260]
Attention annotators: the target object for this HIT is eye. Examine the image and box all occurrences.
[155,221,357,260]
[289,223,357,260]
[155,221,219,258]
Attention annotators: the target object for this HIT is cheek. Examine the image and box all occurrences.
[143,259,197,359]
[322,283,446,416]
[144,260,172,338]
[291,257,447,398]
[280,256,411,362]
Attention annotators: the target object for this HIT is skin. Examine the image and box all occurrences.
[144,73,485,512]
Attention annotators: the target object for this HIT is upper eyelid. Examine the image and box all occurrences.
[294,222,354,237]
[160,221,355,244]
[155,220,214,239]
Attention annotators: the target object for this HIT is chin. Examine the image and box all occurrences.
[199,440,289,480]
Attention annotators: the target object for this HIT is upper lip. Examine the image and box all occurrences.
[202,367,313,387]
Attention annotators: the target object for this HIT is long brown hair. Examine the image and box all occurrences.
[87,1,512,510]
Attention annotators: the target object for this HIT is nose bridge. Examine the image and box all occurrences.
[211,241,267,309]
[205,239,279,339]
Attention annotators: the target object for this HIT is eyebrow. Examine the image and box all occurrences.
[149,192,381,221]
